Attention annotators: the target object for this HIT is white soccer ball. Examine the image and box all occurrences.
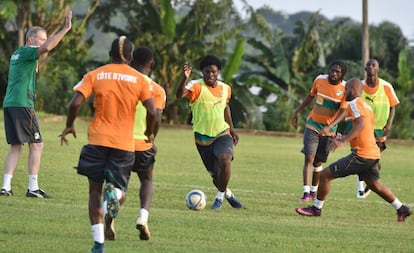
[185,189,207,211]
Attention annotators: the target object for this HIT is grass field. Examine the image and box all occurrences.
[0,112,413,253]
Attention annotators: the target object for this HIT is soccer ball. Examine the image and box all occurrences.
[185,189,207,211]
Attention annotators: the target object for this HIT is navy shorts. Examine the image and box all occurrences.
[76,144,134,191]
[196,134,234,177]
[132,147,156,172]
[328,153,380,181]
[302,127,331,163]
[3,107,42,144]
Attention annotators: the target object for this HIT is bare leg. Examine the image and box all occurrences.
[303,154,315,186]
[316,168,335,201]
[28,142,43,175]
[137,167,153,210]
[365,179,395,203]
[215,153,232,192]
[4,144,23,176]
[89,180,104,225]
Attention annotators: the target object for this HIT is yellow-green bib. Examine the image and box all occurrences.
[190,79,230,137]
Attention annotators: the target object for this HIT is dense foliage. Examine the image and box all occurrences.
[1,0,413,138]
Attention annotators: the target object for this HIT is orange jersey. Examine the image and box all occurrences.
[74,63,152,152]
[306,75,347,133]
[186,79,231,104]
[347,97,380,159]
[134,78,166,151]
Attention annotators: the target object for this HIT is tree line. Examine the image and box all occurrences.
[1,0,413,139]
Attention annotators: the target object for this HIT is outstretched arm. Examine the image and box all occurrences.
[60,91,85,145]
[176,62,192,99]
[290,94,314,128]
[38,10,72,57]
[329,116,365,152]
[320,107,347,136]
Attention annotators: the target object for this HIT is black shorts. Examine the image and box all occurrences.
[132,147,156,172]
[76,144,134,191]
[3,107,42,144]
[314,136,332,164]
[329,153,380,181]
[196,134,234,177]
[301,128,331,164]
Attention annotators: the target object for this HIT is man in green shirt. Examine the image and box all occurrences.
[0,10,72,198]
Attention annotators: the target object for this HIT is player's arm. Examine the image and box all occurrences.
[330,116,365,151]
[383,106,396,136]
[60,91,85,145]
[224,105,239,145]
[290,93,314,128]
[143,97,156,142]
[176,62,192,98]
[320,107,347,136]
[38,10,72,57]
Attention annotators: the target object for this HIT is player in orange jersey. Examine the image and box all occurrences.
[59,36,156,253]
[291,61,347,202]
[295,78,411,222]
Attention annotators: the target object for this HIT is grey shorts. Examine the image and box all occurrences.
[132,147,156,172]
[328,153,380,181]
[302,127,331,163]
[3,107,42,144]
[196,134,234,177]
[76,144,134,191]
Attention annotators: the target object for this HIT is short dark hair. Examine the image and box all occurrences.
[199,55,222,71]
[328,60,347,78]
[132,46,154,67]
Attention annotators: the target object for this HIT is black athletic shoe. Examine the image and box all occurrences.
[225,194,244,208]
[397,205,412,222]
[0,188,13,196]
[26,189,52,198]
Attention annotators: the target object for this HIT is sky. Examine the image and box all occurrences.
[234,0,414,38]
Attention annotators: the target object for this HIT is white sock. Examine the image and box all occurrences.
[216,191,225,200]
[138,208,149,223]
[313,199,324,209]
[114,188,122,200]
[356,176,365,191]
[103,201,108,215]
[313,165,323,172]
[91,224,104,243]
[2,174,13,191]
[310,185,318,192]
[225,188,233,198]
[103,188,122,215]
[28,174,39,191]
[391,198,403,210]
[303,185,310,193]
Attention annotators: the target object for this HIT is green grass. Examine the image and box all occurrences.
[0,112,413,253]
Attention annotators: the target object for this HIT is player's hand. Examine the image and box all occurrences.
[183,62,192,79]
[320,126,331,136]
[329,138,344,152]
[145,133,155,144]
[64,10,72,31]
[59,126,77,146]
[290,114,298,128]
[230,128,239,145]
